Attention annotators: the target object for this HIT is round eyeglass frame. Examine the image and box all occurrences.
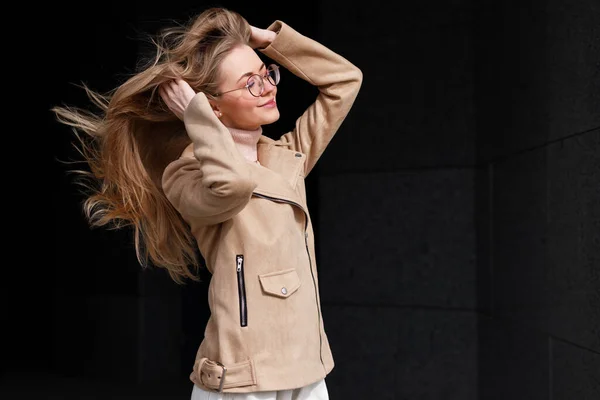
[213,64,280,98]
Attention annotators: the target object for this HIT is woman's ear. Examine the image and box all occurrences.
[208,100,222,118]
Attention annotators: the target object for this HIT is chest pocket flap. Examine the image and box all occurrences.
[258,268,301,298]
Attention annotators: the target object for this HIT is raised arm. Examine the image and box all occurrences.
[259,21,363,176]
[161,92,257,225]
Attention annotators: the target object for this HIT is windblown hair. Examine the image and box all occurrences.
[51,7,252,283]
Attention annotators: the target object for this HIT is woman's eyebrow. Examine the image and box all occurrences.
[237,63,266,82]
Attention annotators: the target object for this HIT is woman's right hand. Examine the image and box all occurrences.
[159,79,196,120]
[249,25,277,49]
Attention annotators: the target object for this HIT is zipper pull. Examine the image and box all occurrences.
[236,256,243,272]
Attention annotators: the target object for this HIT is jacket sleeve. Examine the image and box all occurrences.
[259,21,363,176]
[161,92,257,225]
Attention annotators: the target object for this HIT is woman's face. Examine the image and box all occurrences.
[210,45,280,130]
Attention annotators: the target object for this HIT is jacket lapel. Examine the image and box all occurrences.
[250,137,307,212]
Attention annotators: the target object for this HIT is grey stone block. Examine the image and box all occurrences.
[478,315,550,400]
[322,305,478,400]
[492,130,600,351]
[473,0,600,161]
[475,165,493,314]
[313,11,476,173]
[543,0,600,142]
[317,169,477,309]
[552,339,600,400]
[546,130,600,351]
[473,13,548,161]
[492,148,549,329]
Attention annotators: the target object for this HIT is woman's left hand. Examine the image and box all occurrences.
[249,25,277,49]
[159,79,196,120]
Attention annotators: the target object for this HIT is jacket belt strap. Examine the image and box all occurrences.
[197,357,256,392]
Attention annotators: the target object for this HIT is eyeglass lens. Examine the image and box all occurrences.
[247,65,280,97]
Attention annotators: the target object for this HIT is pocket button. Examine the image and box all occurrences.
[281,287,288,295]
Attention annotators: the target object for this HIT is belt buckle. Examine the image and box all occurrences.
[215,361,227,393]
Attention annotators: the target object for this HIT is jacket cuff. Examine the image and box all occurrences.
[260,20,296,58]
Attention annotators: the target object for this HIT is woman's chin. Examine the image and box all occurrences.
[261,111,280,125]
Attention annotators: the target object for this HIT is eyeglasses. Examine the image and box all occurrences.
[213,64,280,98]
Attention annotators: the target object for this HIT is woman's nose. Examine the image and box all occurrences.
[262,79,276,95]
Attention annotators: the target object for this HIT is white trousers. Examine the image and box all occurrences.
[190,379,329,400]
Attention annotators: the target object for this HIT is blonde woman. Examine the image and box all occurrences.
[52,7,362,400]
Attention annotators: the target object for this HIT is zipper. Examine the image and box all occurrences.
[236,255,248,327]
[253,193,325,369]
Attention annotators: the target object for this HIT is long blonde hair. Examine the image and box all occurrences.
[51,7,252,284]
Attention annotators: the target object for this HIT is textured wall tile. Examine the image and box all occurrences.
[492,148,548,327]
[317,169,476,309]
[323,305,478,400]
[552,339,600,400]
[546,130,600,351]
[493,129,599,352]
[478,316,550,400]
[473,0,600,161]
[314,1,476,172]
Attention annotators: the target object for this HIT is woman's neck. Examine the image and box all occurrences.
[228,126,262,163]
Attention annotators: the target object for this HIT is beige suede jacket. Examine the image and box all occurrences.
[161,20,362,393]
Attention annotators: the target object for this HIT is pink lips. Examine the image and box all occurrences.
[260,99,277,108]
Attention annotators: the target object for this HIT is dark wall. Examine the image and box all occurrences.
[473,0,600,399]
[6,0,598,399]
[314,1,479,399]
